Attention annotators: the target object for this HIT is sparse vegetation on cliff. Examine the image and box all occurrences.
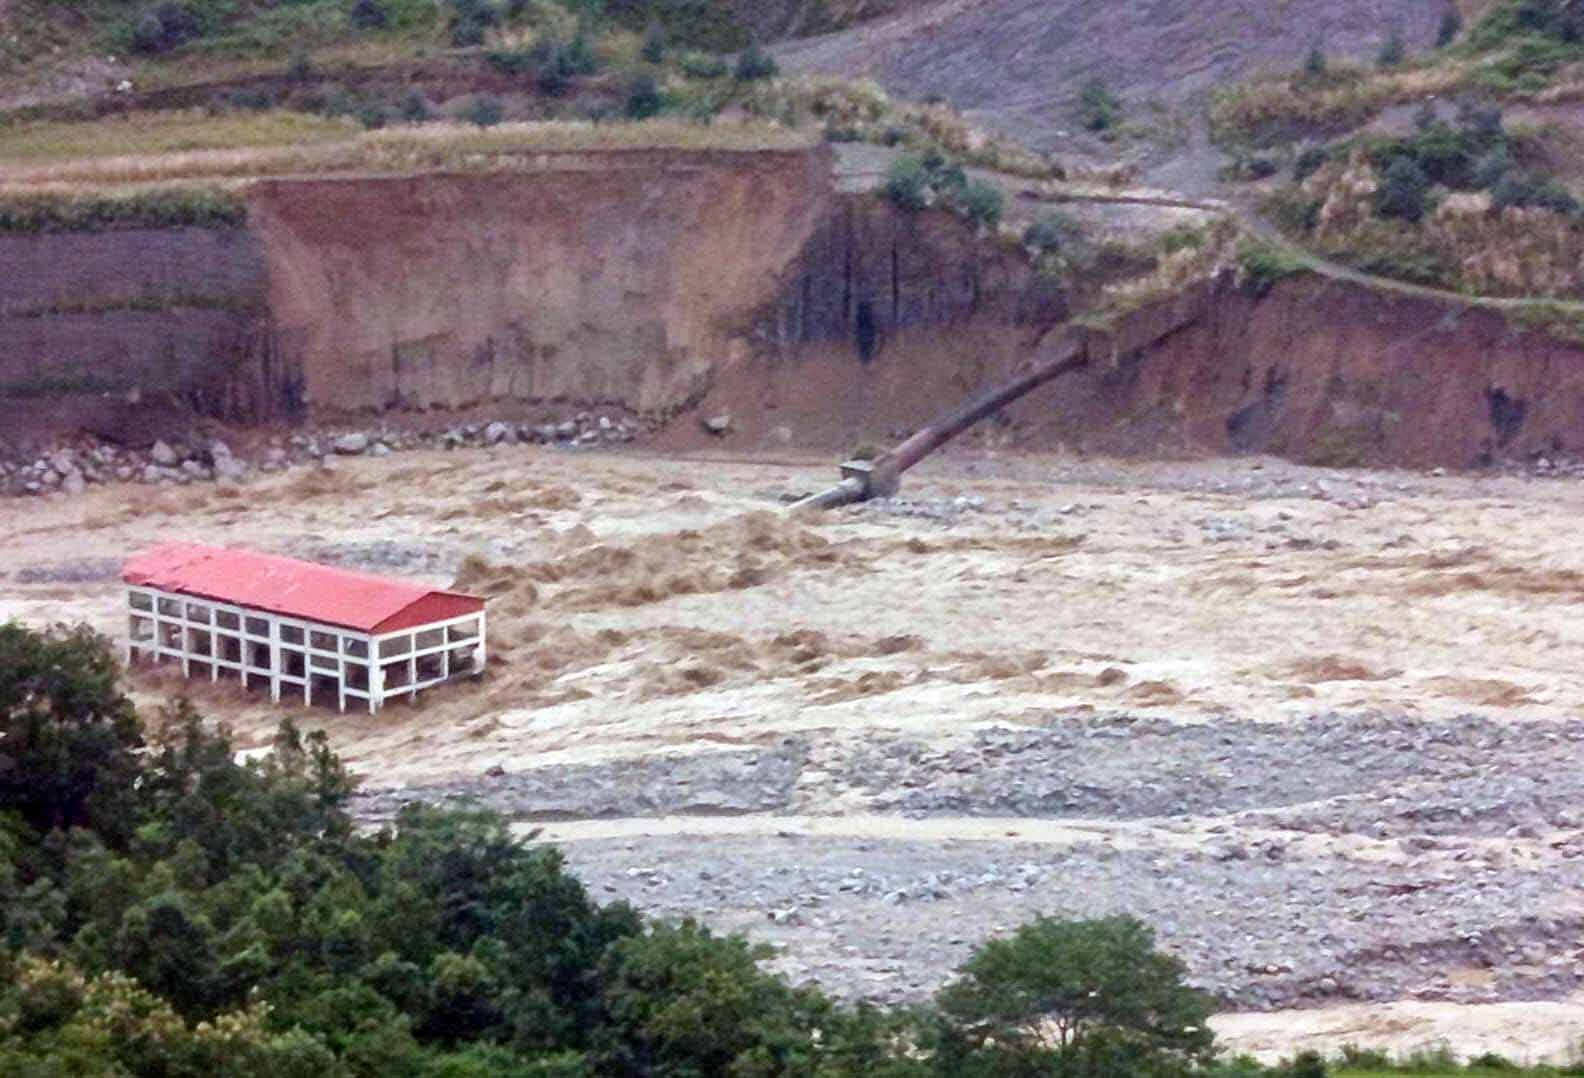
[0,184,245,232]
[1252,106,1584,299]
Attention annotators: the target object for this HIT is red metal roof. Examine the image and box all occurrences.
[123,542,484,635]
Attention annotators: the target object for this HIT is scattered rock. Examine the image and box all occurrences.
[333,433,370,455]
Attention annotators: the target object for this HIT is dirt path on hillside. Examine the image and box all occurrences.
[9,446,1584,1059]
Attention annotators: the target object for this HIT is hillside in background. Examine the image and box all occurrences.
[777,0,1453,155]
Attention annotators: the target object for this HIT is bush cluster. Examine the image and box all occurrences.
[883,148,1004,231]
[1077,78,1123,132]
[1363,107,1580,220]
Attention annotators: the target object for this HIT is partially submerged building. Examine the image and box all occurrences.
[123,542,485,713]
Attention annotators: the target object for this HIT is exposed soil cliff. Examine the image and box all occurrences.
[1002,274,1584,471]
[247,148,837,418]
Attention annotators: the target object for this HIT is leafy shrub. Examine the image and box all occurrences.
[448,0,498,46]
[132,1,200,54]
[1368,115,1508,190]
[399,87,433,123]
[286,47,315,81]
[1262,186,1322,234]
[641,17,666,63]
[1293,144,1330,180]
[883,153,930,210]
[349,0,388,30]
[1304,42,1327,77]
[1078,78,1122,131]
[1023,211,1080,254]
[1289,1049,1327,1078]
[1491,171,1581,214]
[625,73,663,119]
[1375,154,1431,221]
[680,51,727,79]
[954,178,1003,230]
[464,94,505,126]
[734,39,778,81]
[1237,239,1307,296]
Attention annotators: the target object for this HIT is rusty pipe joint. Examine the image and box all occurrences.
[839,456,901,500]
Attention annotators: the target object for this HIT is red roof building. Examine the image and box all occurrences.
[123,542,486,713]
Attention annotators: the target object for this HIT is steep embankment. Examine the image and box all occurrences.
[1015,272,1584,470]
[248,148,835,417]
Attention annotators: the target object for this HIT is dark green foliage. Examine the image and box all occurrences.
[1304,42,1327,77]
[349,0,389,30]
[624,73,663,119]
[1288,1049,1327,1078]
[935,915,1214,1074]
[1437,7,1464,46]
[1491,171,1581,213]
[1024,211,1081,254]
[1377,28,1406,67]
[884,153,931,211]
[1237,239,1308,297]
[640,17,665,63]
[1293,144,1330,180]
[1375,154,1431,221]
[0,623,142,844]
[1368,112,1508,190]
[956,178,1004,231]
[449,0,499,47]
[465,93,505,126]
[734,39,778,81]
[507,33,601,95]
[1513,0,1584,42]
[1260,186,1322,234]
[287,47,315,81]
[131,1,200,54]
[1077,78,1123,131]
[679,51,728,79]
[399,87,433,123]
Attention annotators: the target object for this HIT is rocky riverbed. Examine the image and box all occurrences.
[353,708,1584,1012]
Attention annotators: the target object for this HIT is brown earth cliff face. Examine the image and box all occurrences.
[247,148,838,417]
[1027,276,1584,470]
[5,146,1584,471]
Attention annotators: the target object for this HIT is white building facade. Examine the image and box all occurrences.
[124,543,486,714]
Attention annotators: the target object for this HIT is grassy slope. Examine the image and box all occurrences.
[1212,0,1584,308]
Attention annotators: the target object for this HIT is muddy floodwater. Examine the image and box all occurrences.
[7,444,1584,1061]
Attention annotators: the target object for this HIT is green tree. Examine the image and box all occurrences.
[0,623,143,844]
[934,915,1215,1074]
